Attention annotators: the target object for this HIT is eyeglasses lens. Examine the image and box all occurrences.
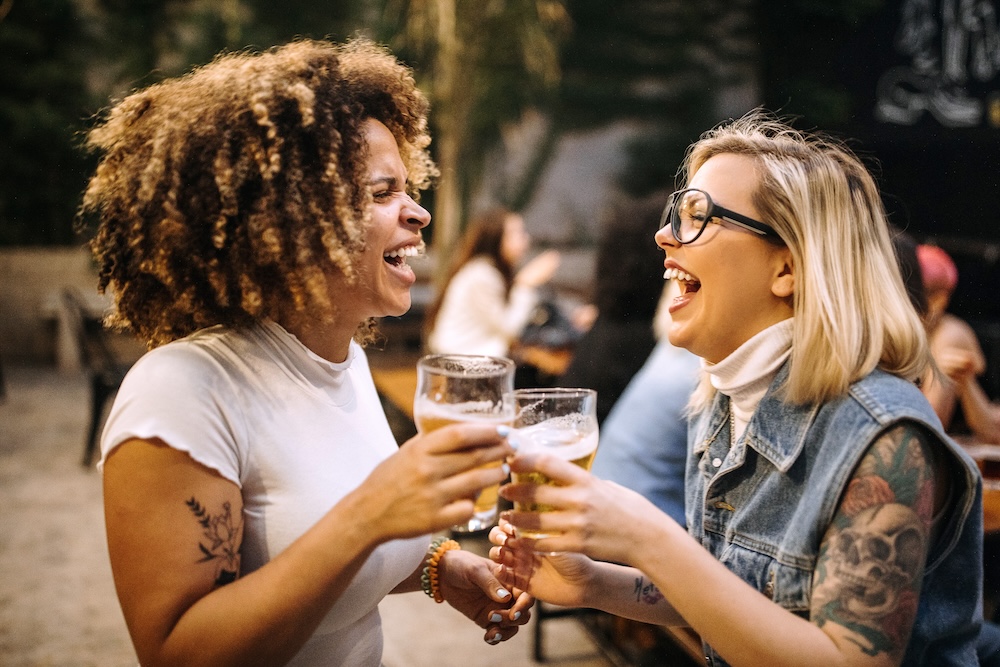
[673,190,710,243]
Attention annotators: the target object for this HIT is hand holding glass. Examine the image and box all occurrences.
[511,388,599,539]
[413,354,515,532]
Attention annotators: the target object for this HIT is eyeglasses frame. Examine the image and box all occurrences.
[659,188,780,244]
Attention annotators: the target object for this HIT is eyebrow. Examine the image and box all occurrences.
[367,176,399,189]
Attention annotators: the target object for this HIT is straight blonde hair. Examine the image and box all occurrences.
[686,111,930,411]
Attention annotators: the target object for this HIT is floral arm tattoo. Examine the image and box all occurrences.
[811,423,937,661]
[186,497,243,587]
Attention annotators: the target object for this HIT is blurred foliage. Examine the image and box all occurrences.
[557,0,751,198]
[377,0,570,250]
[756,0,887,130]
[0,0,930,246]
[0,0,96,244]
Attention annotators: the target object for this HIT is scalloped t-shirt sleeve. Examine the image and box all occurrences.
[98,344,247,487]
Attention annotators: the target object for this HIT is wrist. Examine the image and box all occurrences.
[420,536,461,603]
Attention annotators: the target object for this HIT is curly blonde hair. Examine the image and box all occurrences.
[81,38,437,348]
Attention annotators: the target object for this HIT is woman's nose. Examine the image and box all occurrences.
[655,225,678,248]
[403,195,431,229]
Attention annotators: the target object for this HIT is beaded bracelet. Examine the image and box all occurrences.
[420,536,461,603]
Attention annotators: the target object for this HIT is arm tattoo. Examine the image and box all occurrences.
[634,576,665,605]
[812,423,936,660]
[186,497,243,586]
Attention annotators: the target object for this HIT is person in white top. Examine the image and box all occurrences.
[81,39,530,667]
[425,206,561,358]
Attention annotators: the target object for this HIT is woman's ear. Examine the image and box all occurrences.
[771,248,794,298]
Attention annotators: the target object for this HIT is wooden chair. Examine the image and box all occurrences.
[61,289,133,467]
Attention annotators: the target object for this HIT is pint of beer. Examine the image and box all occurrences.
[511,388,598,539]
[413,354,515,532]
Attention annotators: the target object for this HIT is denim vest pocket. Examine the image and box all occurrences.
[719,540,812,615]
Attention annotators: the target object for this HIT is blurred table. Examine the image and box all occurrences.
[371,366,417,419]
[958,441,1000,533]
[513,345,574,378]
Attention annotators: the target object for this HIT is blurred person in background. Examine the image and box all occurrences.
[918,243,1000,444]
[589,281,699,525]
[424,206,561,359]
[82,39,530,667]
[557,193,669,422]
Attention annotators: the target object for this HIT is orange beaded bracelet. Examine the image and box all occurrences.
[420,537,461,603]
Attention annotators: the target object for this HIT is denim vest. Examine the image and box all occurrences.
[685,364,983,666]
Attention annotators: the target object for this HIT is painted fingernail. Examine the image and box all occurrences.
[507,435,519,450]
[487,632,502,645]
[490,612,503,623]
[501,462,511,477]
[496,425,511,438]
[513,611,522,620]
[497,587,511,599]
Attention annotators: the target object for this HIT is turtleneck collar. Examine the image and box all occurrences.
[704,318,794,441]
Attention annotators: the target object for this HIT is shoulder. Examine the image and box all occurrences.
[847,369,937,425]
[121,327,249,398]
[449,257,504,290]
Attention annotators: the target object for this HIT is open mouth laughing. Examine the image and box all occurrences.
[664,266,701,294]
[383,241,425,268]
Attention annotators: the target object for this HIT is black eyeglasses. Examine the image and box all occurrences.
[659,188,780,244]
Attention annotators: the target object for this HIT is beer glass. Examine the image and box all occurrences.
[511,388,599,538]
[413,354,515,533]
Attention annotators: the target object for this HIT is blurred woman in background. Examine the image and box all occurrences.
[425,206,560,358]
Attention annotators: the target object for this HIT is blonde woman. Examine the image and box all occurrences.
[83,39,530,667]
[491,111,983,666]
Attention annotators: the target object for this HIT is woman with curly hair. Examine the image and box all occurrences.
[82,39,530,666]
[490,111,984,666]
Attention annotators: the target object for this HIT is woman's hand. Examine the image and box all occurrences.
[437,549,533,645]
[349,424,515,543]
[515,249,561,288]
[488,520,596,608]
[498,451,670,565]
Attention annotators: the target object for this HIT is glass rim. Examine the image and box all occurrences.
[417,353,514,377]
[511,387,596,399]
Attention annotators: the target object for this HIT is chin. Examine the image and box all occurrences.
[382,298,412,318]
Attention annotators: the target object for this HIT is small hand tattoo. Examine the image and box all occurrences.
[186,497,242,586]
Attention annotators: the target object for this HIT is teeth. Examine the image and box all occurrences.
[663,267,695,282]
[384,243,425,260]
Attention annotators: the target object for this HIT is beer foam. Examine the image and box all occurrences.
[514,420,599,461]
[413,397,513,423]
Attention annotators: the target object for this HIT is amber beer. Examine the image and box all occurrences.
[413,399,513,523]
[510,388,599,539]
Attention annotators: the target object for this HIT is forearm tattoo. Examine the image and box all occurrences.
[186,497,243,586]
[634,576,665,605]
[812,423,936,660]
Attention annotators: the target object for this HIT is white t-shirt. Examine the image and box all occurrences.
[100,320,428,666]
[427,256,538,357]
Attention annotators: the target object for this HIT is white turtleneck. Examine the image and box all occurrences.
[704,319,794,442]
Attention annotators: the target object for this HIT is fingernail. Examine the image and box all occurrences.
[501,462,511,477]
[507,435,519,451]
[513,611,522,620]
[490,612,503,623]
[487,632,502,645]
[497,587,511,599]
[496,425,511,438]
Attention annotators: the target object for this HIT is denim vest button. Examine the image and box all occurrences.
[712,457,723,467]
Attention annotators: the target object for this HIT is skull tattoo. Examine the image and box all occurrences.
[829,504,925,619]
